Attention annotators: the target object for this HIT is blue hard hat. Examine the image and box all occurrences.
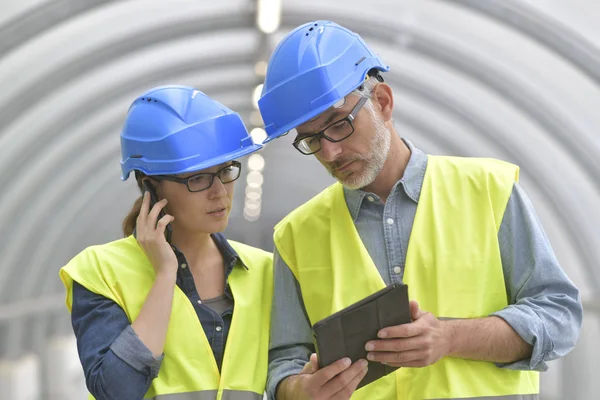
[258,21,389,143]
[120,85,261,180]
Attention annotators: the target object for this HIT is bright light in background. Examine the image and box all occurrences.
[245,185,262,196]
[252,84,263,110]
[246,180,262,189]
[257,0,281,34]
[245,30,272,223]
[243,208,261,222]
[248,154,265,172]
[250,127,267,144]
[246,170,264,186]
[244,200,261,210]
[243,147,266,222]
[243,193,263,220]
[246,191,261,202]
[254,61,268,77]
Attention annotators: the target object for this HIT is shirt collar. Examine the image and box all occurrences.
[344,138,428,221]
[211,232,248,271]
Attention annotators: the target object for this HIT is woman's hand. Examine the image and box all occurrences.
[131,191,178,358]
[135,191,177,276]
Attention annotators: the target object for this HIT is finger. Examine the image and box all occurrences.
[367,349,423,365]
[137,192,151,228]
[311,357,351,388]
[309,353,319,373]
[332,362,369,400]
[410,300,426,320]
[300,354,319,375]
[321,359,367,399]
[156,214,175,233]
[365,337,422,353]
[378,319,424,339]
[148,199,169,228]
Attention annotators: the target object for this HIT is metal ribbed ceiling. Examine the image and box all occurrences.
[0,0,598,397]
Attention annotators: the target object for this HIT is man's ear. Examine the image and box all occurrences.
[371,83,394,122]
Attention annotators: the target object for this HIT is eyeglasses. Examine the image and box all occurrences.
[293,96,369,155]
[153,161,241,192]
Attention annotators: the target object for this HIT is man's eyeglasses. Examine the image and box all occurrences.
[293,96,369,155]
[153,161,241,192]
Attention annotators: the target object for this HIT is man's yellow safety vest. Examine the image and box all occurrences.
[274,156,539,399]
[60,236,272,400]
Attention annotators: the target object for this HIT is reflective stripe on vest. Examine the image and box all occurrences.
[60,238,273,399]
[153,390,263,400]
[274,155,539,399]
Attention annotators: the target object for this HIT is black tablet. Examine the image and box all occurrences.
[312,283,412,389]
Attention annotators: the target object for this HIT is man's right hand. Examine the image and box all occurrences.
[277,353,368,400]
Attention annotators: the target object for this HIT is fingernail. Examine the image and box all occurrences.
[365,343,374,351]
[343,358,351,367]
[367,353,374,361]
[378,331,387,338]
[359,359,368,369]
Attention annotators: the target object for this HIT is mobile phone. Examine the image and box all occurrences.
[141,179,173,243]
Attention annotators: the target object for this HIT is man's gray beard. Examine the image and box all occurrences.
[336,101,391,190]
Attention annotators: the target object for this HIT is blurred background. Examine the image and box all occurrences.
[0,0,599,398]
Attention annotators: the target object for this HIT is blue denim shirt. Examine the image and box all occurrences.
[266,140,583,399]
[71,232,243,400]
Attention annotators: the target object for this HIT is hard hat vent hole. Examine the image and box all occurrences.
[147,98,152,102]
[314,23,318,26]
[305,33,309,36]
[309,27,314,31]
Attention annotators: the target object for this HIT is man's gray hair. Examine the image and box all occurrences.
[351,74,380,99]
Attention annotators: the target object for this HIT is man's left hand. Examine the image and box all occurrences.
[364,300,451,368]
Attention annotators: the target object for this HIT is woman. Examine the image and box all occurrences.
[60,85,272,400]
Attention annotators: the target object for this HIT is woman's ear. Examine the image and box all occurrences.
[372,83,394,122]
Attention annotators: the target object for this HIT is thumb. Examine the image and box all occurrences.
[410,300,425,320]
[300,353,319,374]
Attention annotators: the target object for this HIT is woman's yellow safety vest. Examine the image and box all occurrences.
[274,156,539,399]
[60,236,272,400]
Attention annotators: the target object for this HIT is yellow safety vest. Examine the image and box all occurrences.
[60,235,272,400]
[274,156,539,399]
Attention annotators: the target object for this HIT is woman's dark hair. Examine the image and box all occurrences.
[122,171,147,237]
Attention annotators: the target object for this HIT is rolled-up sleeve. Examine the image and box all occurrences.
[110,326,163,378]
[492,182,583,371]
[267,249,314,400]
[71,281,163,400]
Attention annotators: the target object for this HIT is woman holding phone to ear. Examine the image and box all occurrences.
[59,85,272,400]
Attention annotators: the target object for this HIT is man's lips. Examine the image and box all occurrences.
[333,160,355,172]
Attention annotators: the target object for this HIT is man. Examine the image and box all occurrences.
[258,20,582,400]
